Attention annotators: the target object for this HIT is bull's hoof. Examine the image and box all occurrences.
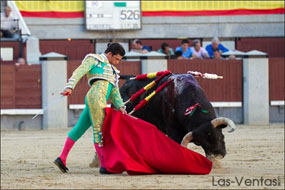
[99,167,112,174]
[54,157,69,173]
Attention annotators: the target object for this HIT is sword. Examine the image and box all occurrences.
[32,95,64,120]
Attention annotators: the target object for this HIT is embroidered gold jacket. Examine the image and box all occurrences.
[65,53,124,109]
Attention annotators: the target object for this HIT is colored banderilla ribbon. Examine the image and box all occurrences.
[129,79,173,115]
[187,71,223,79]
[184,103,209,117]
[185,103,201,116]
[124,71,172,104]
[130,70,172,80]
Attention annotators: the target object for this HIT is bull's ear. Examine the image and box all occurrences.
[217,124,227,129]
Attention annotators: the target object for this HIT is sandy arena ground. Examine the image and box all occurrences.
[1,124,284,189]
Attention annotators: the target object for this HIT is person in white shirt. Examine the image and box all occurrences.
[0,6,17,38]
[191,39,209,59]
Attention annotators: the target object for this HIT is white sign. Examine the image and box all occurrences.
[1,48,14,61]
[85,1,141,30]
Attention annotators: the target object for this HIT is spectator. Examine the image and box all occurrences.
[205,37,229,58]
[158,43,174,58]
[213,50,223,59]
[175,50,183,60]
[131,39,151,54]
[213,50,236,60]
[213,49,237,60]
[175,39,193,59]
[15,57,26,66]
[0,6,17,38]
[191,39,209,59]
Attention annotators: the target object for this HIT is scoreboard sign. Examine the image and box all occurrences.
[85,1,141,30]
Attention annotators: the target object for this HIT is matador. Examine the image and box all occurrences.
[54,43,126,174]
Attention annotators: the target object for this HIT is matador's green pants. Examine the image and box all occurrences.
[68,80,112,144]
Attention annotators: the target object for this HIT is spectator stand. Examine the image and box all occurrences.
[0,18,24,60]
[1,1,31,63]
[128,39,200,56]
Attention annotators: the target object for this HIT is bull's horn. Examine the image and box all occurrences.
[211,117,235,133]
[181,132,193,147]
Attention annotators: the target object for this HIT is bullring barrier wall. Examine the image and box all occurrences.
[1,51,284,129]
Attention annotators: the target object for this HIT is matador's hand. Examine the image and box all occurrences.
[60,88,72,96]
[119,107,127,114]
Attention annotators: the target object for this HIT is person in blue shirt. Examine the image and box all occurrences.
[132,39,151,54]
[175,39,193,59]
[205,37,229,58]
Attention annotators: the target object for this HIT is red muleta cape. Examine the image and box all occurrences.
[102,108,212,175]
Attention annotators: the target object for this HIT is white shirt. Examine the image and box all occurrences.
[191,47,209,59]
[1,13,17,30]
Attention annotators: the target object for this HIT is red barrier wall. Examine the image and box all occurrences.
[269,57,285,101]
[236,37,285,57]
[1,64,41,109]
[168,59,243,102]
[1,58,283,109]
[40,39,95,60]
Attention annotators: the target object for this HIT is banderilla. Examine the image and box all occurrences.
[32,95,64,120]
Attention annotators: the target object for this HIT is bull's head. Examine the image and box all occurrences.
[181,117,235,160]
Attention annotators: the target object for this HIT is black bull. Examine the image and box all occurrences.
[120,73,235,159]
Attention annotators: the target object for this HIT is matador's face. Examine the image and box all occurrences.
[107,53,123,65]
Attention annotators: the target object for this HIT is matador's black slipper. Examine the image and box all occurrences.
[99,167,112,174]
[54,157,69,173]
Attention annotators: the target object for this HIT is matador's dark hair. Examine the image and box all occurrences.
[105,43,125,56]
